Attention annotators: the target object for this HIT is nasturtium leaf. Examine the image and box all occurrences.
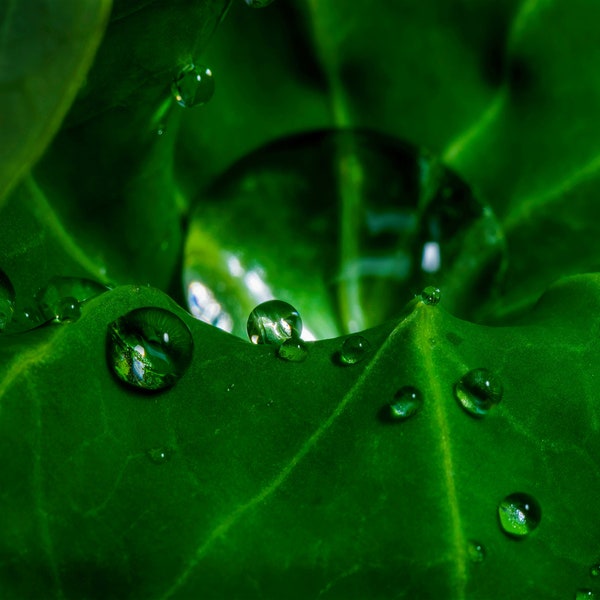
[1,278,599,599]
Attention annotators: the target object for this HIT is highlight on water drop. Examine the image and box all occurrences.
[420,286,441,305]
[498,492,541,539]
[454,367,503,417]
[467,540,486,563]
[338,334,371,365]
[576,590,597,600]
[0,268,16,332]
[146,447,173,465]
[247,299,302,345]
[107,307,193,392]
[171,64,215,108]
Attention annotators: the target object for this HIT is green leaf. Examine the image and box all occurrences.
[0,0,111,205]
[1,277,599,598]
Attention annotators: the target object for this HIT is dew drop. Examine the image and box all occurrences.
[0,269,16,332]
[171,64,215,108]
[388,386,423,421]
[146,447,173,464]
[35,276,109,322]
[55,296,81,323]
[420,286,441,305]
[247,300,302,345]
[467,540,486,563]
[576,590,597,600]
[243,0,275,6]
[454,368,503,418]
[107,307,193,392]
[590,564,600,577]
[338,335,371,365]
[498,492,541,538]
[277,338,308,362]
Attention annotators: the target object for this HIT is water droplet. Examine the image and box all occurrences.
[146,447,173,464]
[590,564,600,577]
[454,368,503,418]
[388,386,423,421]
[576,590,597,600]
[107,307,193,392]
[55,296,81,322]
[498,492,541,538]
[35,276,109,322]
[277,338,308,362]
[171,64,214,108]
[421,286,441,305]
[0,269,16,332]
[247,300,302,345]
[243,0,275,6]
[338,335,371,365]
[467,540,486,563]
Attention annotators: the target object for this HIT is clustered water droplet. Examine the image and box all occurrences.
[277,338,308,362]
[454,368,503,417]
[420,286,441,305]
[107,307,193,392]
[388,386,423,421]
[0,268,16,332]
[467,540,486,563]
[247,299,302,345]
[498,492,541,538]
[338,334,371,365]
[171,64,215,108]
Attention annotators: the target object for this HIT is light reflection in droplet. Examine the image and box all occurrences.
[421,241,441,273]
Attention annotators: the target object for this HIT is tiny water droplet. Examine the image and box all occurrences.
[576,590,597,600]
[388,386,423,421]
[467,540,486,563]
[454,368,503,417]
[146,447,173,464]
[243,0,275,6]
[498,492,541,538]
[54,296,81,322]
[0,269,16,332]
[35,276,109,322]
[107,307,193,392]
[338,335,371,365]
[590,564,600,577]
[421,286,441,305]
[247,300,302,345]
[277,338,308,362]
[171,64,215,108]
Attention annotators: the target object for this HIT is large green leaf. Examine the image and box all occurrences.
[1,277,599,599]
[2,0,600,598]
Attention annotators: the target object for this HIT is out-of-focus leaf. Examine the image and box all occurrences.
[0,0,111,205]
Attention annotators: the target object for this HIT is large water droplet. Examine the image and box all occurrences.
[247,300,302,345]
[171,64,215,108]
[420,286,441,305]
[467,540,486,563]
[576,590,597,600]
[35,276,109,322]
[277,338,308,362]
[107,307,193,392]
[0,269,16,332]
[498,492,541,538]
[243,0,275,6]
[338,335,371,365]
[182,130,506,338]
[388,386,423,421]
[454,368,503,418]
